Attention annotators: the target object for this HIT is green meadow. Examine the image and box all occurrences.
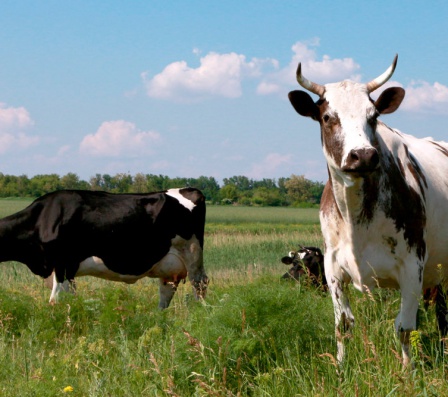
[0,199,446,396]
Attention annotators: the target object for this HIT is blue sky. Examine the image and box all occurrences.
[0,1,447,184]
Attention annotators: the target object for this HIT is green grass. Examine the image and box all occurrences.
[206,206,319,235]
[0,197,33,218]
[206,205,320,224]
[0,201,446,395]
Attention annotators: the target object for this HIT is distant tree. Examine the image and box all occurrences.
[169,177,188,189]
[219,184,238,204]
[16,175,31,196]
[132,173,148,193]
[189,176,220,202]
[0,171,325,205]
[29,174,62,196]
[253,178,277,190]
[252,187,283,206]
[284,174,324,205]
[111,173,133,193]
[308,180,325,203]
[61,173,81,189]
[89,174,104,191]
[146,174,171,191]
[223,175,254,191]
[277,177,288,195]
[102,174,114,191]
[0,174,19,197]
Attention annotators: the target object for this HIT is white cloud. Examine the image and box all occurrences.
[57,145,71,156]
[257,40,361,96]
[80,120,160,157]
[141,40,448,116]
[247,153,294,179]
[142,50,276,102]
[0,103,38,153]
[371,80,448,115]
[400,80,448,114]
[256,81,281,95]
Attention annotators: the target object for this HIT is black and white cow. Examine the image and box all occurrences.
[0,187,208,309]
[281,246,327,288]
[288,55,448,366]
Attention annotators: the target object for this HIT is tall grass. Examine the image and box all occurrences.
[0,200,446,395]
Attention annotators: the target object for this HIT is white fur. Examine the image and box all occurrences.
[166,188,196,211]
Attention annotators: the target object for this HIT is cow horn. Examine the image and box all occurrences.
[366,54,398,93]
[296,63,325,97]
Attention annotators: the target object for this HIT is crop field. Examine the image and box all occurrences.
[0,199,446,396]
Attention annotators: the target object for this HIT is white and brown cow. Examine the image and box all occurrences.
[0,187,208,309]
[288,55,448,366]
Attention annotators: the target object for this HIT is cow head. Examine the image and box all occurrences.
[288,55,405,183]
[281,246,326,288]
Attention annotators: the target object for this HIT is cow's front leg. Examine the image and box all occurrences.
[49,272,76,304]
[396,265,423,366]
[326,259,354,364]
[185,240,209,300]
[434,284,448,338]
[158,279,179,309]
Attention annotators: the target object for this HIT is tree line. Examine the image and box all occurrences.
[0,172,325,207]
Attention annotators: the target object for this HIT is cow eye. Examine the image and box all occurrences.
[369,110,380,122]
[368,113,379,126]
[323,114,330,123]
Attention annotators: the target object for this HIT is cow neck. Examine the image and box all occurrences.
[0,218,18,262]
[328,169,367,226]
[0,213,35,263]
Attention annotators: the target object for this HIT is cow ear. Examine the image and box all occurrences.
[281,256,294,265]
[142,193,166,221]
[374,87,405,115]
[288,90,319,120]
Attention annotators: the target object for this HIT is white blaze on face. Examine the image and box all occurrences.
[166,188,196,211]
[324,81,377,169]
[288,251,306,259]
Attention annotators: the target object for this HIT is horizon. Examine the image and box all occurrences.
[1,2,447,183]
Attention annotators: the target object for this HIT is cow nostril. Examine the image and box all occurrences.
[350,151,360,162]
[346,148,379,171]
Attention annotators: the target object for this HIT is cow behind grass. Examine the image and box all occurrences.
[281,246,327,290]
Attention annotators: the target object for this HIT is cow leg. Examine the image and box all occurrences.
[331,280,354,364]
[48,272,76,304]
[158,279,179,309]
[434,285,448,344]
[395,267,422,366]
[325,259,354,364]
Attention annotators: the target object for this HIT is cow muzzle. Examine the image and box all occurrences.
[342,147,379,173]
[193,276,209,300]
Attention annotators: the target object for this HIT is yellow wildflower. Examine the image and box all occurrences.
[63,385,74,393]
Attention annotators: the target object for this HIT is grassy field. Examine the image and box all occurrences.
[0,199,446,396]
